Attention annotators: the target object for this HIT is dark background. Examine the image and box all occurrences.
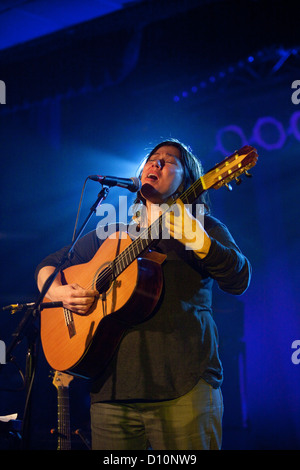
[0,0,299,450]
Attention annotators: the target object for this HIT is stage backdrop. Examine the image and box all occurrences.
[0,0,299,450]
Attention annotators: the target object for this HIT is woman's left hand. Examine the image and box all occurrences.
[165,198,211,258]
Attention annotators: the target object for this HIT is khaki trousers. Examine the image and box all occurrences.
[90,378,223,450]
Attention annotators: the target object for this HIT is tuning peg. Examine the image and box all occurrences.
[244,171,252,178]
[225,183,232,191]
[235,177,242,185]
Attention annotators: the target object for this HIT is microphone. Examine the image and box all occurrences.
[2,302,63,313]
[88,175,141,193]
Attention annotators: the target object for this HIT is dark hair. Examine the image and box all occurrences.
[135,138,210,214]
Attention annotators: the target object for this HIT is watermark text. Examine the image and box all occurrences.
[0,340,6,364]
[291,340,300,365]
[0,80,6,104]
[291,80,300,105]
[95,197,205,250]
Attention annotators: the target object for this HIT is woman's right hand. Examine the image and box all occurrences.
[49,283,99,315]
[37,266,98,314]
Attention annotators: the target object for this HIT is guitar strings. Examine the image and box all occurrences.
[77,176,207,293]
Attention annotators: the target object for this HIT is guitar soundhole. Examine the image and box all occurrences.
[95,266,113,294]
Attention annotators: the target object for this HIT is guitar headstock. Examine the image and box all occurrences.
[52,370,73,389]
[202,145,258,191]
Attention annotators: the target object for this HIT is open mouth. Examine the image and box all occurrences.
[146,173,159,181]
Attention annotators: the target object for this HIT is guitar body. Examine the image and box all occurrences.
[41,232,165,379]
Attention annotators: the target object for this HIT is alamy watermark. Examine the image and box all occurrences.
[0,340,6,364]
[291,80,300,105]
[0,80,6,104]
[291,340,300,365]
[95,196,205,251]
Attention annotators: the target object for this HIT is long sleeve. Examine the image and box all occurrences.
[199,218,252,295]
[34,230,101,281]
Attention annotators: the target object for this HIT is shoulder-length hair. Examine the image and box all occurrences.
[134,138,210,214]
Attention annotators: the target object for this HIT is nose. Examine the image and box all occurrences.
[151,159,163,169]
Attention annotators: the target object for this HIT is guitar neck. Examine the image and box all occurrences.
[57,387,71,450]
[111,176,206,278]
[110,145,258,279]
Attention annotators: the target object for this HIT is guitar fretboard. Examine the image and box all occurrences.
[57,387,71,450]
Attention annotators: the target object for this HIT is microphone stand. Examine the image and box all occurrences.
[2,185,110,449]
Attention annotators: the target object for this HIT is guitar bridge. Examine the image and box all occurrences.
[63,308,76,338]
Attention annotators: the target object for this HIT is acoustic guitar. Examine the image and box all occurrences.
[51,370,73,450]
[41,145,258,379]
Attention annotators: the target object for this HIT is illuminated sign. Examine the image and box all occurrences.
[215,111,300,155]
